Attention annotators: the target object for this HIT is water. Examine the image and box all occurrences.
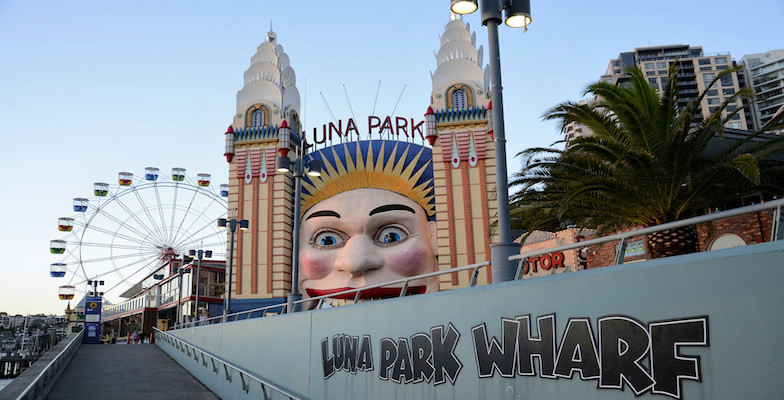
[0,379,12,391]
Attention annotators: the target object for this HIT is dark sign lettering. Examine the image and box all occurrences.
[311,116,426,144]
[319,315,708,399]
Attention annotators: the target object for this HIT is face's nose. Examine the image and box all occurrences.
[333,235,383,277]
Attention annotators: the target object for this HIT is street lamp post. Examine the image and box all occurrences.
[451,0,531,283]
[86,279,104,297]
[188,248,213,320]
[275,121,321,313]
[217,216,248,317]
[176,266,191,327]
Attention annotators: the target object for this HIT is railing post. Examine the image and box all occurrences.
[514,258,528,280]
[469,265,481,287]
[614,237,628,265]
[772,206,782,241]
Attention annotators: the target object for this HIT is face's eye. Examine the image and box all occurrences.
[376,226,409,245]
[312,230,345,249]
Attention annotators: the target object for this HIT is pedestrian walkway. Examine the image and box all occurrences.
[46,343,219,400]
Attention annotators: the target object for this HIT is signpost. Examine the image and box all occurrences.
[83,296,102,344]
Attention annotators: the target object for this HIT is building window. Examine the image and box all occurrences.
[645,63,654,70]
[702,73,715,85]
[717,65,728,70]
[245,104,270,128]
[453,89,467,109]
[709,106,720,114]
[288,111,300,135]
[707,97,720,105]
[646,71,656,76]
[707,89,718,96]
[720,75,734,86]
[251,109,264,127]
[715,56,728,64]
[728,122,742,129]
[699,58,711,65]
[446,84,474,110]
[723,88,735,95]
[730,114,740,120]
[700,66,712,71]
[656,62,667,69]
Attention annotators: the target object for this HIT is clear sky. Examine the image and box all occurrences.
[1,0,781,316]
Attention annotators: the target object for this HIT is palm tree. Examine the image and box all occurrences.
[511,64,784,258]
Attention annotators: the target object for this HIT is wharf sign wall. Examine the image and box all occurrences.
[306,242,784,400]
[310,116,425,145]
[320,314,707,399]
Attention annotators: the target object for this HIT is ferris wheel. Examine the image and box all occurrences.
[49,167,229,302]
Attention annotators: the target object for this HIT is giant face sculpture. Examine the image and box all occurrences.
[299,140,437,301]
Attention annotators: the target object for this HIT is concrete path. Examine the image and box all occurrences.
[46,343,219,400]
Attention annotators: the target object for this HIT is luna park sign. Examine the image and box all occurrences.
[320,313,708,399]
[310,116,426,144]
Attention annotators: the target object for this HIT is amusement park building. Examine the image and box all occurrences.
[221,16,500,311]
[95,34,783,327]
[100,258,226,338]
[218,25,784,311]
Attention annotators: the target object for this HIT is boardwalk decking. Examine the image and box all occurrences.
[46,343,219,400]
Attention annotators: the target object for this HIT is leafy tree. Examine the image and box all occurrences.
[511,64,784,257]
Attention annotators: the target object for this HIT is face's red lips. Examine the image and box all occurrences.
[306,286,426,300]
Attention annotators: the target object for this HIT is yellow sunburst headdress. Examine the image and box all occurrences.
[301,140,435,220]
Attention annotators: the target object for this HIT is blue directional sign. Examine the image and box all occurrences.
[83,296,102,344]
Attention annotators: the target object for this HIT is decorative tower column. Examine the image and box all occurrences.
[223,29,303,310]
[429,14,499,289]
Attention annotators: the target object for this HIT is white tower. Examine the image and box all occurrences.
[223,29,303,309]
[429,15,499,289]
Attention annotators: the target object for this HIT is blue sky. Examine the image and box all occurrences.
[1,0,781,315]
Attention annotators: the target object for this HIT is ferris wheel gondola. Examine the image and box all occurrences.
[49,167,228,302]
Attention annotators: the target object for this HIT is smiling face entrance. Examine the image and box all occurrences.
[299,188,438,300]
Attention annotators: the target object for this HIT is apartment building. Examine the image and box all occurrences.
[740,49,784,129]
[602,45,754,129]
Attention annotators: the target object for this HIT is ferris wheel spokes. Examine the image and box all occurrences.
[50,167,228,302]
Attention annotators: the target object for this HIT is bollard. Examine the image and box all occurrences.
[149,332,154,344]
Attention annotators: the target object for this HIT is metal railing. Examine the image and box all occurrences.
[3,330,83,400]
[171,198,782,327]
[169,260,492,329]
[510,198,784,278]
[153,328,301,400]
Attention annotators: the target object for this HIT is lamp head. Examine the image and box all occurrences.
[239,220,250,231]
[188,249,196,257]
[504,0,531,29]
[451,0,478,14]
[276,155,292,173]
[217,218,228,228]
[205,250,213,258]
[306,159,322,177]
